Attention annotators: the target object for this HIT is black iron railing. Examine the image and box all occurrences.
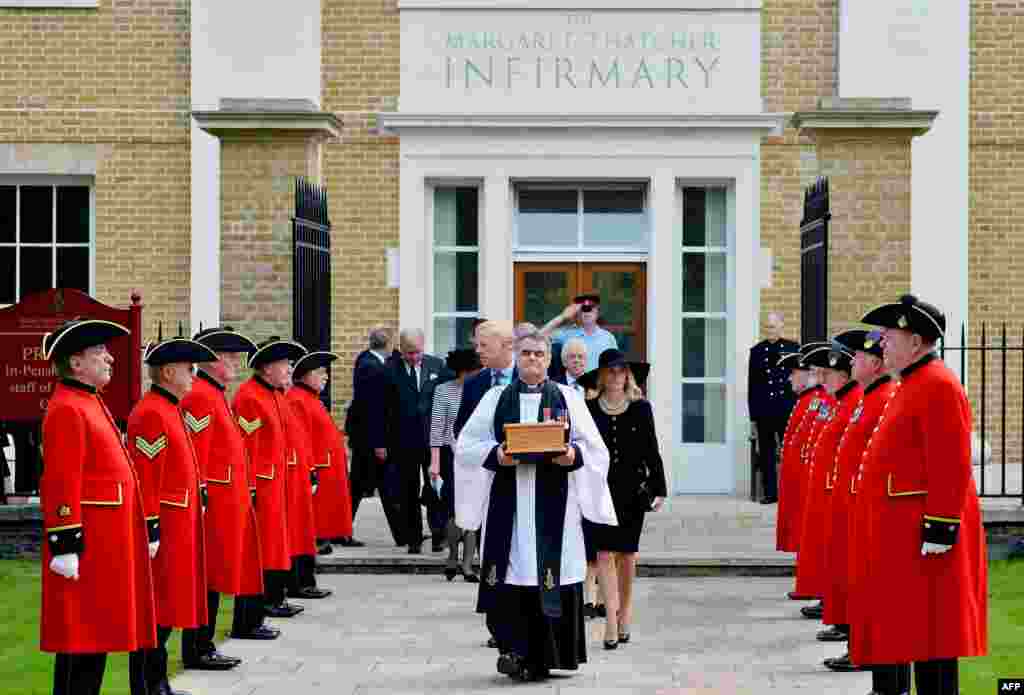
[940,322,1024,502]
[292,177,332,409]
[800,177,829,344]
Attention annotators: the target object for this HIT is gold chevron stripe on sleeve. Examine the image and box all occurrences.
[134,435,168,460]
[184,411,211,434]
[237,416,262,435]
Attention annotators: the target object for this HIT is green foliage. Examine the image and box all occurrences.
[0,559,233,695]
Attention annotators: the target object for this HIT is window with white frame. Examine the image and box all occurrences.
[681,186,729,443]
[432,187,479,353]
[0,179,93,306]
[515,184,648,251]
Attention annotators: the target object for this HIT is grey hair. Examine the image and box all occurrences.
[368,326,391,350]
[514,327,552,354]
[561,337,587,365]
[399,327,425,348]
[514,322,538,339]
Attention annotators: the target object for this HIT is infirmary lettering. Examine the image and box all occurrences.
[556,57,577,88]
[631,59,655,88]
[695,56,719,88]
[465,57,493,86]
[588,58,622,88]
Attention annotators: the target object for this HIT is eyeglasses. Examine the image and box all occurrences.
[580,305,596,313]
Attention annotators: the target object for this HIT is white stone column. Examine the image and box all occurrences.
[399,163,427,331]
[189,125,220,331]
[648,167,677,494]
[732,158,758,498]
[481,174,513,321]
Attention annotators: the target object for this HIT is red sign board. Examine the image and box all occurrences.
[0,289,143,422]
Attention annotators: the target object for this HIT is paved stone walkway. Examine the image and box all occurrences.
[172,574,870,695]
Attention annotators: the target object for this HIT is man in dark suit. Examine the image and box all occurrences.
[386,328,451,554]
[345,326,402,545]
[747,311,800,504]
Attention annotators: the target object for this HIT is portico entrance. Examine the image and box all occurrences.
[513,262,646,361]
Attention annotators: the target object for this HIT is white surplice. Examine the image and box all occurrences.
[454,383,617,587]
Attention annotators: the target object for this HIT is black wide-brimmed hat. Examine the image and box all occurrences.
[293,351,339,379]
[43,318,129,362]
[862,294,945,342]
[802,341,854,372]
[576,348,650,392]
[833,329,884,359]
[446,347,481,374]
[249,336,307,370]
[776,351,806,370]
[193,325,258,354]
[144,338,218,367]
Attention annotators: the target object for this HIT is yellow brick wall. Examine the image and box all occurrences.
[0,0,191,342]
[321,0,401,418]
[759,0,837,342]
[811,131,912,335]
[967,1,1024,483]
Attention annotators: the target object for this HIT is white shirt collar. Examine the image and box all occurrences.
[370,350,388,364]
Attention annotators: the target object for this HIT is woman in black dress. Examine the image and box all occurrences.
[578,349,667,649]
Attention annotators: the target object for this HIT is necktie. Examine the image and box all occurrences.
[494,370,506,387]
[409,363,418,390]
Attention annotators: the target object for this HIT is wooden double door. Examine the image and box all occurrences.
[513,262,646,361]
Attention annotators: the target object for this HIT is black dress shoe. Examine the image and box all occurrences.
[583,602,596,619]
[287,587,333,599]
[230,625,280,640]
[337,537,365,547]
[595,603,607,618]
[760,497,777,504]
[183,652,239,670]
[463,571,479,583]
[264,602,303,618]
[817,626,849,642]
[486,637,498,648]
[824,653,864,672]
[407,544,422,554]
[787,591,815,600]
[432,541,446,552]
[316,542,333,556]
[208,650,242,665]
[800,604,824,619]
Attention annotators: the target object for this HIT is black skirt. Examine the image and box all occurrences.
[491,583,586,672]
[589,494,647,553]
[438,444,456,520]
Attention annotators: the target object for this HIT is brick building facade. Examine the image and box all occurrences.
[1,0,1019,496]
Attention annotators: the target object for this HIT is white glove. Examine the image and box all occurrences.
[921,541,952,556]
[149,541,160,559]
[49,553,80,580]
[312,484,319,495]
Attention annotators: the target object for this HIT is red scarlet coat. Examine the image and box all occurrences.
[181,371,264,596]
[282,393,317,557]
[287,384,353,540]
[850,354,987,665]
[776,386,819,551]
[827,376,898,629]
[233,376,291,570]
[791,388,837,597]
[40,380,157,654]
[128,386,208,630]
[794,382,861,601]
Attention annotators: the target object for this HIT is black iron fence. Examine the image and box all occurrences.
[940,322,1024,502]
[292,177,332,409]
[800,177,829,344]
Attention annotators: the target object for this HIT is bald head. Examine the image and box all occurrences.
[765,312,784,341]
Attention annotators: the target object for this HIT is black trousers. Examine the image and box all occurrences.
[872,664,911,695]
[349,446,379,521]
[378,455,421,547]
[914,659,959,695]
[753,415,786,498]
[231,594,266,636]
[181,591,220,664]
[262,569,289,607]
[351,447,407,546]
[53,653,107,695]
[286,554,318,592]
[128,625,172,694]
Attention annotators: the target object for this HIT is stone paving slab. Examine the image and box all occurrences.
[172,574,871,695]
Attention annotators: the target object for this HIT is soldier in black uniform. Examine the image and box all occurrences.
[747,312,800,504]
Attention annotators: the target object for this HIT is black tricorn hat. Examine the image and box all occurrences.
[249,336,307,370]
[446,347,481,374]
[293,351,339,379]
[776,351,806,370]
[43,318,129,362]
[834,329,884,359]
[861,294,945,342]
[802,342,854,372]
[576,348,650,392]
[144,337,218,366]
[193,325,258,354]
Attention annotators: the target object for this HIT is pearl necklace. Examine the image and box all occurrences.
[599,396,629,416]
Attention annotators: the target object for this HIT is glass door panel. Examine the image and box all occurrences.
[580,264,646,362]
[515,263,579,330]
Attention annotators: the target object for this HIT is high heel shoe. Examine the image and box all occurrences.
[617,627,631,644]
[444,568,458,581]
[603,639,619,650]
